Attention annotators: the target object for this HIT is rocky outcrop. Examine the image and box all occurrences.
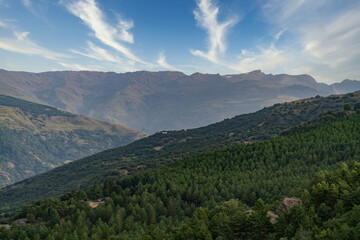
[244,209,279,224]
[267,211,278,224]
[244,197,301,224]
[276,197,301,214]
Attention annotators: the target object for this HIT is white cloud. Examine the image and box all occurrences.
[156,52,179,71]
[117,18,134,43]
[262,0,327,24]
[274,28,287,41]
[58,62,94,71]
[301,9,360,68]
[70,41,121,63]
[14,31,29,41]
[0,31,68,60]
[65,0,146,65]
[190,0,239,63]
[260,0,360,82]
[230,44,290,73]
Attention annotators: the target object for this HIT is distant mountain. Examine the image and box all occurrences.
[1,69,359,133]
[0,95,147,188]
[330,79,360,94]
[1,91,359,212]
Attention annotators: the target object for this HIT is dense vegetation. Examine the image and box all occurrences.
[0,112,360,239]
[0,95,146,188]
[1,91,360,212]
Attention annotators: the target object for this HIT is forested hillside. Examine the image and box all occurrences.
[0,95,146,188]
[1,113,360,239]
[1,91,360,212]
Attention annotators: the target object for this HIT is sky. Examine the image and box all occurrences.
[0,0,359,83]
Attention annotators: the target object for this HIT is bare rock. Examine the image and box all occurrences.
[245,210,253,216]
[244,210,278,224]
[276,197,301,214]
[267,211,278,224]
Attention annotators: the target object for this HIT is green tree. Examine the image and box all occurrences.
[344,103,352,111]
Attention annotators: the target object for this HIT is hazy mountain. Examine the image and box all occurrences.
[1,91,359,211]
[0,95,147,188]
[1,69,359,133]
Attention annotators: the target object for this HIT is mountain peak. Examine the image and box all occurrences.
[247,69,264,75]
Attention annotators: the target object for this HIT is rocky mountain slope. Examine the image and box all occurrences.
[0,95,146,188]
[1,91,359,212]
[1,69,359,133]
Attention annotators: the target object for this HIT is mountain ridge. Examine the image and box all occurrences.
[1,69,359,133]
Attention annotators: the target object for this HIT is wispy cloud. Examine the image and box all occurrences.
[260,0,360,82]
[190,0,239,63]
[274,28,287,41]
[117,18,134,44]
[262,0,327,24]
[230,44,290,73]
[70,41,121,63]
[156,52,179,71]
[301,9,360,68]
[0,31,68,60]
[64,0,146,65]
[58,62,94,71]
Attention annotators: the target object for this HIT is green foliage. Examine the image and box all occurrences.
[354,102,360,111]
[344,103,352,111]
[1,113,360,239]
[2,91,360,212]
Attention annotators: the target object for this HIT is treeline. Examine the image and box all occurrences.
[0,113,360,239]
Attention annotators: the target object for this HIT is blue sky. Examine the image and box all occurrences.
[0,0,359,83]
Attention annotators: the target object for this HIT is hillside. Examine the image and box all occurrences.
[1,91,360,211]
[0,95,147,188]
[1,112,360,239]
[1,69,360,133]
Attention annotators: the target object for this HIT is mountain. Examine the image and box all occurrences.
[330,79,360,94]
[1,69,359,133]
[0,95,147,188]
[1,112,360,239]
[1,91,360,212]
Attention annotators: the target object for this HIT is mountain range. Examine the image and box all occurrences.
[1,90,359,212]
[0,95,146,188]
[1,69,360,133]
